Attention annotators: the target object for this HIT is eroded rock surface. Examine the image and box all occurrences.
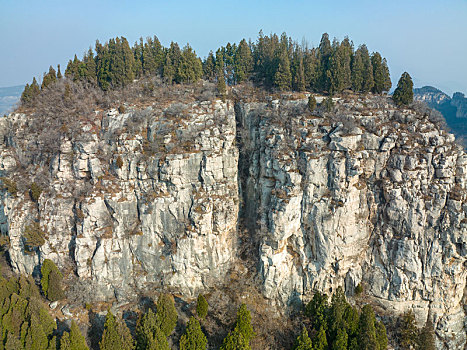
[0,93,465,348]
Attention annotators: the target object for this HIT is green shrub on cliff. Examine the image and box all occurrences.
[23,222,46,253]
[41,259,65,301]
[196,294,208,319]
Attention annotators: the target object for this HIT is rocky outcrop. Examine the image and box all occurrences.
[0,100,239,300]
[0,92,465,349]
[236,95,466,349]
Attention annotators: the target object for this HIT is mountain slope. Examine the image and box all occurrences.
[414,86,467,145]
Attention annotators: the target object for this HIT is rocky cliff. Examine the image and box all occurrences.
[0,90,465,349]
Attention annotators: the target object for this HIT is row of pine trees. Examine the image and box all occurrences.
[21,32,392,106]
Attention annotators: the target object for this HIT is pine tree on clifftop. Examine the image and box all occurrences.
[371,52,391,94]
[392,72,414,106]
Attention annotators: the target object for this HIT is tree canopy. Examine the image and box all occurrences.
[22,32,393,107]
[392,72,414,106]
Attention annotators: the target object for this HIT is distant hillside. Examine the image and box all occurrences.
[0,85,23,115]
[414,86,467,145]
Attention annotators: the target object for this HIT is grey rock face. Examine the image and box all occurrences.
[237,96,466,349]
[0,100,239,300]
[0,94,465,348]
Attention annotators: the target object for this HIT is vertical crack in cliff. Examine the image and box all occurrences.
[234,102,260,266]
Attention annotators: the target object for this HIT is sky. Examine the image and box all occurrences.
[0,0,466,95]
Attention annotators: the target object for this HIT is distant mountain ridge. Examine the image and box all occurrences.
[414,86,467,145]
[0,85,23,115]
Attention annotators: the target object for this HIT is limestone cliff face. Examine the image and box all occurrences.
[0,100,239,300]
[0,93,465,349]
[237,96,466,349]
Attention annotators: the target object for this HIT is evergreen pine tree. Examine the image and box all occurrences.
[57,64,62,79]
[308,95,317,111]
[176,44,203,83]
[141,37,156,75]
[20,83,31,105]
[30,77,40,99]
[399,310,419,350]
[360,45,374,93]
[381,58,392,92]
[133,38,144,78]
[48,336,57,350]
[234,39,253,84]
[179,317,207,350]
[220,329,249,350]
[371,52,391,94]
[69,320,89,350]
[41,259,65,301]
[324,95,335,112]
[220,304,255,350]
[343,305,360,342]
[358,305,378,350]
[203,51,216,81]
[351,49,364,92]
[223,42,237,85]
[156,294,178,337]
[328,287,348,347]
[196,294,208,319]
[99,310,135,350]
[216,53,226,97]
[305,291,329,332]
[217,74,227,98]
[234,304,255,343]
[60,332,72,350]
[162,54,175,83]
[333,329,348,350]
[392,72,414,106]
[23,314,50,350]
[375,321,388,350]
[152,327,171,350]
[274,49,292,91]
[293,56,306,92]
[136,308,158,350]
[145,328,170,350]
[328,38,352,93]
[114,37,135,88]
[151,36,165,74]
[292,326,313,350]
[304,49,319,90]
[82,48,97,83]
[164,42,182,84]
[317,33,332,92]
[95,41,111,90]
[314,326,328,350]
[65,54,81,81]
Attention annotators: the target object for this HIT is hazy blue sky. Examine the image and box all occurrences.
[1,0,466,95]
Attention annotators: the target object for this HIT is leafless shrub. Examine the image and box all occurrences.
[196,85,217,101]
[125,109,150,134]
[164,103,186,117]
